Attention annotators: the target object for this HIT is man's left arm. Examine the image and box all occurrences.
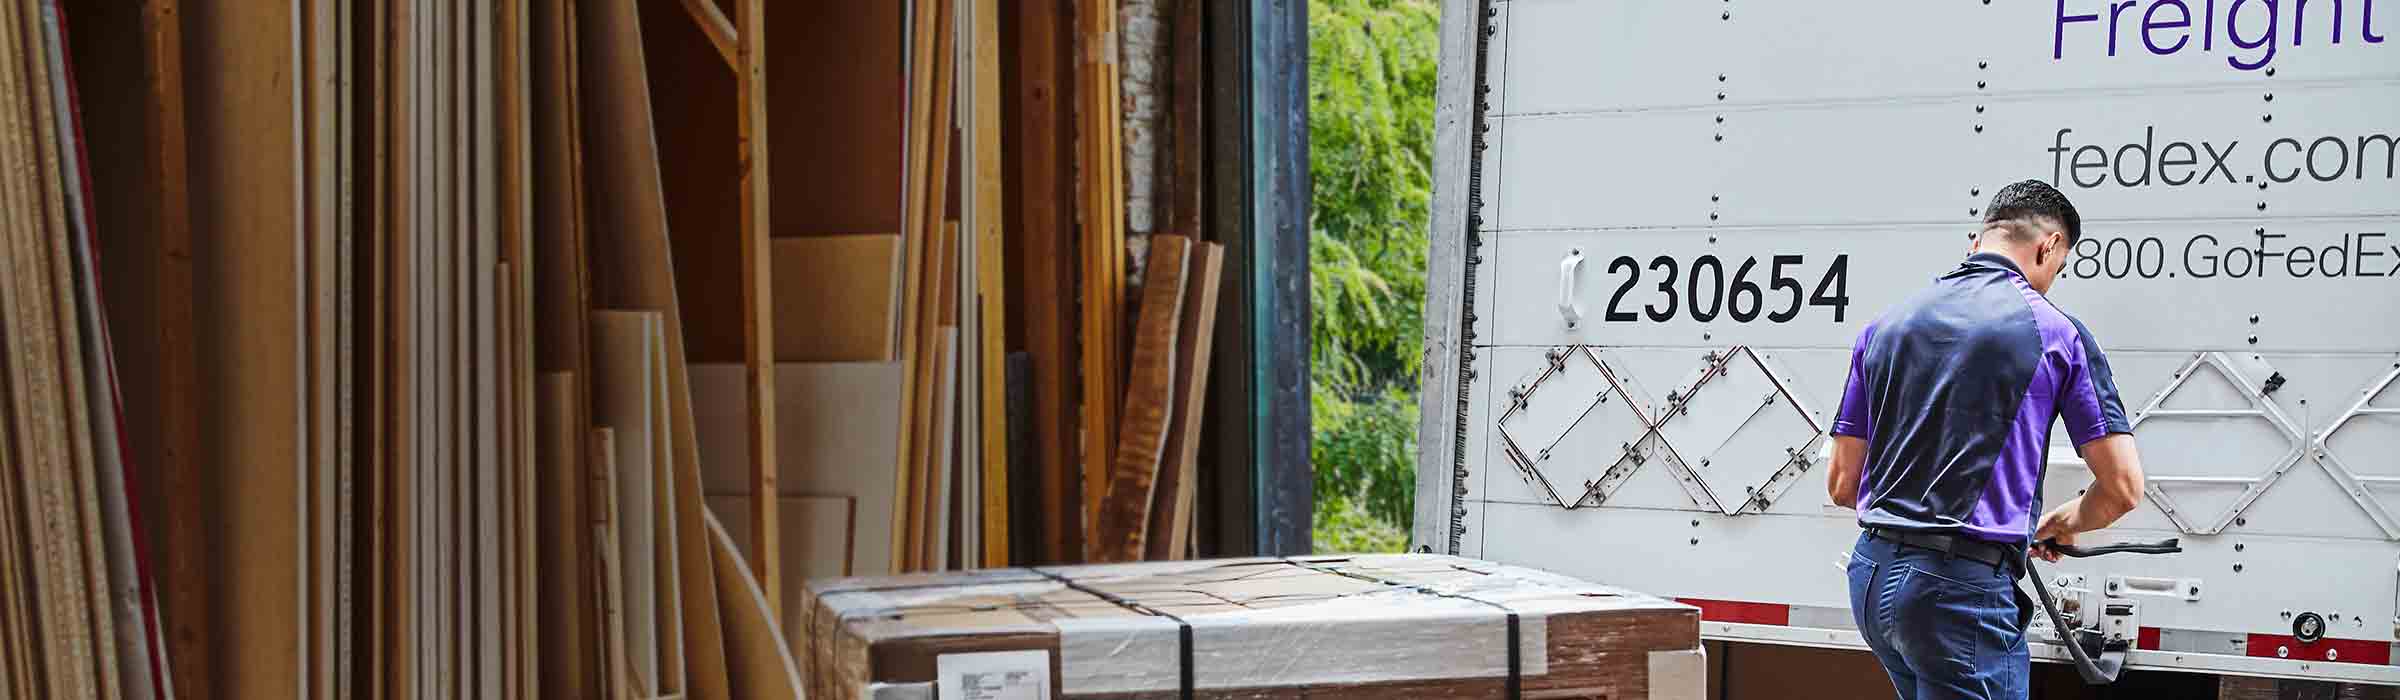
[1827,327,1876,509]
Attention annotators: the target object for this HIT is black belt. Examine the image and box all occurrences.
[1865,527,2016,570]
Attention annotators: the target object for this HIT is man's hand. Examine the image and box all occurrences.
[2032,505,2079,562]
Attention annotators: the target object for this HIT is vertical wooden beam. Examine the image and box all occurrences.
[735,0,779,616]
[142,0,208,694]
[1096,235,1189,562]
[1008,0,1078,565]
[1076,0,1127,551]
[891,0,939,575]
[969,0,1009,569]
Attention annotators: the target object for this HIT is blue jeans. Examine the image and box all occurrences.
[1846,532,2029,700]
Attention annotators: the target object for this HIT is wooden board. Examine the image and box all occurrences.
[691,362,903,578]
[591,427,632,699]
[702,511,806,700]
[178,0,308,695]
[537,372,593,698]
[889,0,942,577]
[589,311,665,695]
[925,329,960,571]
[1004,0,1080,565]
[1095,235,1190,562]
[658,313,732,700]
[769,234,901,362]
[1147,243,1223,560]
[733,0,780,624]
[576,0,717,645]
[1075,0,1128,535]
[967,0,1010,569]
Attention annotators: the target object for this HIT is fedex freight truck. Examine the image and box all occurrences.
[1411,0,2400,685]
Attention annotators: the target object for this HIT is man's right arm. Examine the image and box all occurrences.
[2035,318,2145,559]
[2034,434,2145,554]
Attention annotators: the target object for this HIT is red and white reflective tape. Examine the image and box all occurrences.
[1678,597,2394,667]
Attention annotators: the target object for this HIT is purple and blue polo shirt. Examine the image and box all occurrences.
[1832,252,2134,544]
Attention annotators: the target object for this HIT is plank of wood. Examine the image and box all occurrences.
[701,511,805,700]
[588,311,663,695]
[689,362,902,578]
[1004,0,1078,565]
[656,312,732,700]
[576,0,716,621]
[926,329,959,571]
[173,0,313,694]
[767,234,901,362]
[1148,243,1222,561]
[532,0,598,687]
[673,0,736,69]
[646,315,693,699]
[1096,235,1189,562]
[590,427,630,700]
[965,0,1010,569]
[897,0,959,574]
[1075,0,1127,536]
[537,372,592,698]
[733,0,779,621]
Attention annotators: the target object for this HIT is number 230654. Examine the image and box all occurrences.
[1594,254,1852,323]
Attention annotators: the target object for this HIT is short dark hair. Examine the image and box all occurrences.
[1981,179,2082,245]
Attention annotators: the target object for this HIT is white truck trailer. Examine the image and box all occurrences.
[1412,0,2400,685]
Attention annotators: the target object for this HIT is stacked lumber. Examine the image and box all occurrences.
[21,0,1224,696]
[0,1,171,696]
[794,555,1706,699]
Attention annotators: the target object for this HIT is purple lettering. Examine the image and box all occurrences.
[2228,0,2282,70]
[2146,0,2197,52]
[2059,0,2104,58]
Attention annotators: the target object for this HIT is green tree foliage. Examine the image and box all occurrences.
[1308,0,1437,552]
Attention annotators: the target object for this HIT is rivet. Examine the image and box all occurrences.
[2278,645,2289,658]
[2234,563,2245,572]
[1721,11,1731,20]
[2248,335,2259,345]
[2259,182,2269,191]
[1716,115,1726,124]
[2235,542,2246,551]
[2264,114,2274,123]
[1715,133,1725,142]
[2257,202,2268,211]
[1691,537,1701,545]
[1708,236,1719,243]
[2248,315,2260,324]
[1691,519,1700,527]
[1703,332,1712,340]
[2267,67,2278,77]
[1970,208,1980,216]
[2265,93,2275,102]
[1975,105,1986,114]
[1711,194,1721,202]
[1977,80,1987,89]
[1978,61,1989,70]
[1718,74,1727,82]
[1717,92,1727,101]
[1974,124,1985,133]
[1710,213,1720,221]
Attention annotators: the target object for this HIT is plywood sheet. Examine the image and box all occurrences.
[536,372,592,698]
[702,511,804,700]
[769,234,901,362]
[691,362,902,577]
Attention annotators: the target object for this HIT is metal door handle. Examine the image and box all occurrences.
[1558,249,1585,328]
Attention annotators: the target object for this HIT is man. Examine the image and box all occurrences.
[1824,180,2149,700]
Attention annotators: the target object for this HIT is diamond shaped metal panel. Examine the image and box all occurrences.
[1645,347,1828,515]
[1495,346,1658,509]
[2131,352,2316,536]
[2310,357,2400,540]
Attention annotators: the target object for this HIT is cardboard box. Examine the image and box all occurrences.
[797,554,1703,699]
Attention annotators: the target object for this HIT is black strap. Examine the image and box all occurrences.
[1503,611,1521,700]
[2039,538,2182,558]
[1033,567,1194,700]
